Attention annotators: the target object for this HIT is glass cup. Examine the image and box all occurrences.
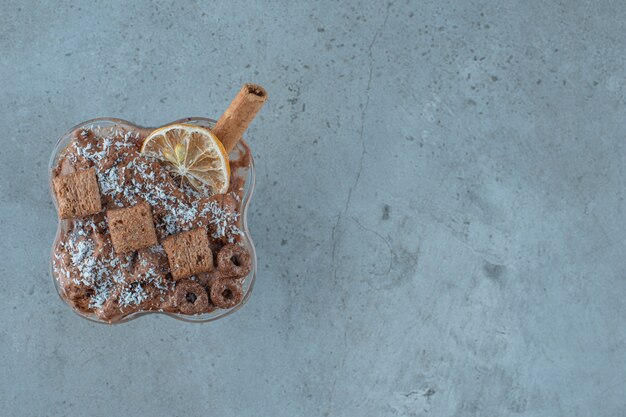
[49,118,257,324]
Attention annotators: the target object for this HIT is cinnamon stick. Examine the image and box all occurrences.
[213,83,268,153]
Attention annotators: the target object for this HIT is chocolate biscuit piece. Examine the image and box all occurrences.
[53,167,102,219]
[95,291,125,323]
[162,228,214,280]
[107,201,158,254]
[64,283,95,313]
[95,281,163,322]
[209,279,243,309]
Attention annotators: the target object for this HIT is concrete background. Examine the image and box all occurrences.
[1,0,625,416]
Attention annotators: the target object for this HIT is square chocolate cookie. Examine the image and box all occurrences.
[162,228,214,280]
[107,201,158,254]
[53,167,102,219]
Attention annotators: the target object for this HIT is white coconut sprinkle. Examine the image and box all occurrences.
[119,283,149,307]
[201,201,243,243]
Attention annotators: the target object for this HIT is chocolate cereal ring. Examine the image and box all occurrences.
[217,244,251,278]
[173,280,209,315]
[210,279,243,309]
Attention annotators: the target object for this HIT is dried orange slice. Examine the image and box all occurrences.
[141,124,230,195]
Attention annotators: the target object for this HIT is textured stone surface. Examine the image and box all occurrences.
[1,1,625,416]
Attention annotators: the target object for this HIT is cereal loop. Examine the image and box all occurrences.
[210,279,243,309]
[217,244,251,278]
[174,280,209,315]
